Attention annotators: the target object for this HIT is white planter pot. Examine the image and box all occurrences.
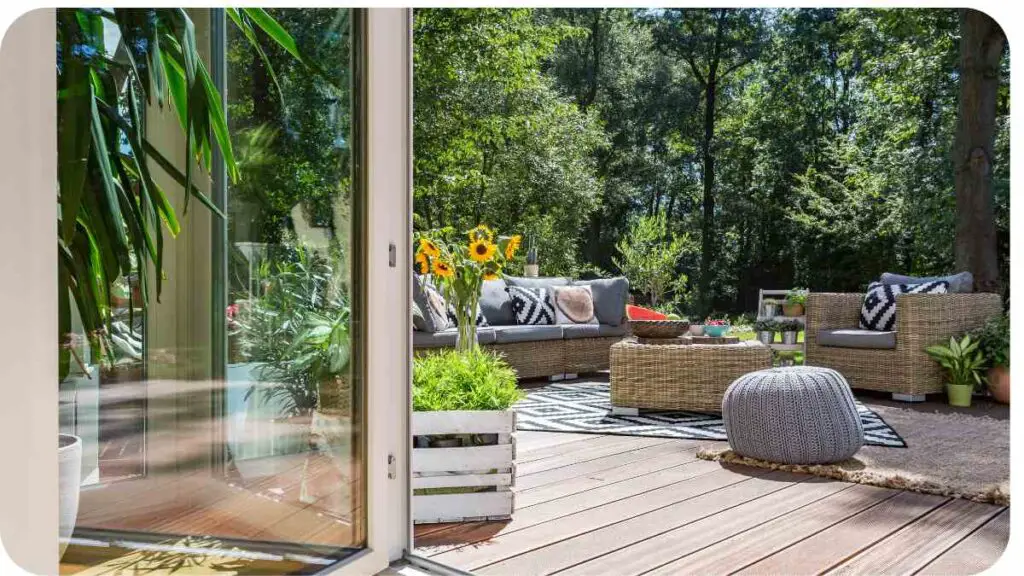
[58,434,82,558]
[227,362,307,460]
[412,410,516,523]
[523,264,539,278]
[59,366,100,486]
[781,331,799,345]
[688,324,705,336]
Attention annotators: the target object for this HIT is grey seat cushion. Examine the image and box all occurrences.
[505,276,571,290]
[818,329,896,350]
[480,278,515,325]
[574,277,629,326]
[562,324,601,339]
[414,328,496,348]
[599,324,629,337]
[493,325,564,344]
[412,275,449,332]
[880,271,973,294]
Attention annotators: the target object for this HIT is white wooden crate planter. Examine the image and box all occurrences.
[412,409,516,524]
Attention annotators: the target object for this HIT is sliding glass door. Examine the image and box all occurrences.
[53,8,404,574]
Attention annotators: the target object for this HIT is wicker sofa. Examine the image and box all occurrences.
[805,291,1002,400]
[414,276,630,379]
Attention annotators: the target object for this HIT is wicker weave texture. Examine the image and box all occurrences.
[610,339,772,412]
[414,337,609,380]
[564,337,620,374]
[723,366,864,464]
[805,292,1003,395]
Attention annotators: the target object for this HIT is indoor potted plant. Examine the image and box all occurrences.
[754,319,777,345]
[925,334,986,407]
[974,313,1009,403]
[703,318,731,338]
[778,318,802,345]
[783,288,808,317]
[412,348,522,523]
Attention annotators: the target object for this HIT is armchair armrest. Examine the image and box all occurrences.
[895,292,1003,352]
[806,293,864,333]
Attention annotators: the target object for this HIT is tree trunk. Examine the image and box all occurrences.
[953,9,1004,293]
[697,78,717,315]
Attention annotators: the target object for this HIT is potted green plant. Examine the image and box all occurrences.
[925,335,986,407]
[783,288,808,317]
[753,319,776,345]
[777,318,802,345]
[524,235,540,277]
[412,348,522,523]
[974,314,1009,403]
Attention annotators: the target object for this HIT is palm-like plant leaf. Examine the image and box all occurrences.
[57,8,322,379]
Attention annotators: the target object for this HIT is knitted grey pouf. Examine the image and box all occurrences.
[722,366,864,465]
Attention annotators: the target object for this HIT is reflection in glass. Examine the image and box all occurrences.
[58,8,362,572]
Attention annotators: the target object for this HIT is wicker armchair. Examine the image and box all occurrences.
[805,292,1003,400]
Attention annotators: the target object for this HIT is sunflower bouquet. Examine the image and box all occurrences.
[415,225,521,351]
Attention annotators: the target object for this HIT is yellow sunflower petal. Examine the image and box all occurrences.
[469,240,497,263]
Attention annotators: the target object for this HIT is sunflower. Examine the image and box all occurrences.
[469,239,497,263]
[415,253,429,274]
[432,259,454,278]
[468,224,494,243]
[504,234,522,260]
[418,238,440,258]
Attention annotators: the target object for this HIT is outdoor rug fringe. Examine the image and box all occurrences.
[696,446,1010,506]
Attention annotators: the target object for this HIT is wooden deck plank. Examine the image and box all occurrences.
[514,431,603,452]
[563,476,851,576]
[914,508,1009,576]
[428,465,766,568]
[515,435,674,474]
[738,490,947,575]
[825,499,1005,575]
[517,444,700,507]
[516,439,700,492]
[419,456,725,555]
[513,434,612,463]
[477,470,807,576]
[652,484,898,575]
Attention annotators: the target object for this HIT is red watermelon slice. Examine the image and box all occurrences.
[626,305,667,321]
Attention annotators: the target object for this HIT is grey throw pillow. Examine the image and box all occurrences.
[412,275,449,332]
[480,278,515,325]
[880,271,973,294]
[573,277,629,326]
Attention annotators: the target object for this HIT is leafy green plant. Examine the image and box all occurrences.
[57,8,317,379]
[614,211,696,308]
[972,314,1009,368]
[785,288,808,305]
[777,318,802,332]
[754,319,778,332]
[413,349,521,412]
[925,335,986,389]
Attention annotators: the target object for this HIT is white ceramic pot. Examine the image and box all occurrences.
[523,264,540,278]
[58,434,82,558]
[688,324,705,336]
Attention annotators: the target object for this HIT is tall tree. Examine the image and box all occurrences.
[953,9,1005,293]
[653,9,766,314]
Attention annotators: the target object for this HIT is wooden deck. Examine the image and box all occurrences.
[414,432,1009,575]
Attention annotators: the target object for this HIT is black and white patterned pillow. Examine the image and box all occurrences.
[447,302,488,327]
[507,286,556,325]
[859,280,949,331]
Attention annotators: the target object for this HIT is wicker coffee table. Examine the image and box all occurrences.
[609,337,772,414]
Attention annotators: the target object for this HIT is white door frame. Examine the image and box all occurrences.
[334,7,413,574]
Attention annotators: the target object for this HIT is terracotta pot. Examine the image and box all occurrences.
[988,365,1009,404]
[782,303,804,317]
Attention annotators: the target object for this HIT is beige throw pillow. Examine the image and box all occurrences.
[551,285,599,325]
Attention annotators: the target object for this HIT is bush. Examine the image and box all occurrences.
[754,319,777,332]
[413,349,522,411]
[777,318,802,332]
[972,313,1009,368]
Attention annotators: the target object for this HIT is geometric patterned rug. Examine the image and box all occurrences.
[515,381,907,448]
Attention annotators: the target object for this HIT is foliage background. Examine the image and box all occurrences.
[412,8,1010,316]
